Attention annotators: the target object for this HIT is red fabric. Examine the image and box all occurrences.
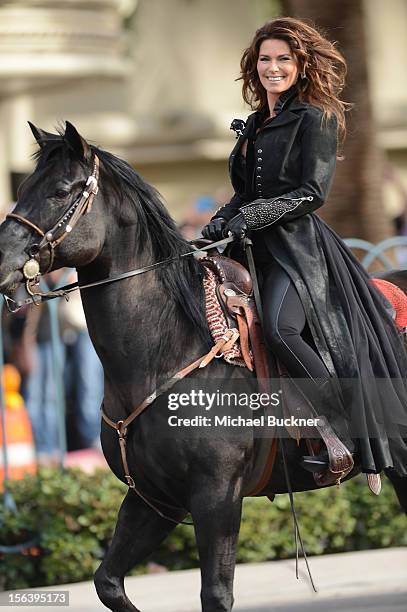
[371,278,407,328]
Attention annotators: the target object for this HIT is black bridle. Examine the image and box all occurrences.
[5,155,100,302]
[3,154,234,313]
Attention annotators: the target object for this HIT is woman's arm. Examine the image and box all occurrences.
[240,111,338,230]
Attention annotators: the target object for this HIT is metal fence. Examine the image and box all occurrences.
[343,236,407,270]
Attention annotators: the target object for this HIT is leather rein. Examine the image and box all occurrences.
[4,154,233,314]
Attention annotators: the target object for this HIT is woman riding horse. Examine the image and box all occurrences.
[0,18,406,612]
[202,17,407,477]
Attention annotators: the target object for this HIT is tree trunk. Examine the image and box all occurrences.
[280,0,392,242]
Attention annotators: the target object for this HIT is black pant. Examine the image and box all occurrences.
[253,247,352,447]
[260,261,329,381]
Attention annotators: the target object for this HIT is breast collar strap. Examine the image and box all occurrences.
[101,329,239,524]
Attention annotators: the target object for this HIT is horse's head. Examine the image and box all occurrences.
[0,122,208,338]
[0,122,107,296]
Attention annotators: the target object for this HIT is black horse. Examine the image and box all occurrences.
[0,123,405,612]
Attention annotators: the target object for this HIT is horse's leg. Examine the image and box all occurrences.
[94,489,184,612]
[191,485,243,612]
[385,468,407,514]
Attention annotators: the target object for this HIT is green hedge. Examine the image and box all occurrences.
[0,467,406,590]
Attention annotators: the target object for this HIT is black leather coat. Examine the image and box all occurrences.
[216,87,337,227]
[213,89,407,476]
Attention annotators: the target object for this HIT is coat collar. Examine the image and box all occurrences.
[229,88,309,161]
[274,84,298,114]
[247,86,309,131]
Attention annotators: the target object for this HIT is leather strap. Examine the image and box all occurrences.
[101,329,240,522]
[281,435,317,591]
[6,214,45,237]
[38,156,100,251]
[247,439,278,496]
[240,302,269,385]
[101,330,240,435]
[236,313,253,371]
[4,236,236,313]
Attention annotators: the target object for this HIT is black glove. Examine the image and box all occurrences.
[202,217,226,242]
[225,213,247,240]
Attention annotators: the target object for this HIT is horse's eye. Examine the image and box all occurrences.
[54,190,70,199]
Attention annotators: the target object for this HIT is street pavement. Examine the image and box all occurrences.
[2,547,406,611]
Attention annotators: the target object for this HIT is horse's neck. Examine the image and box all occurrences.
[77,234,205,413]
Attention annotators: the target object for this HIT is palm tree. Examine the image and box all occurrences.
[280,0,393,242]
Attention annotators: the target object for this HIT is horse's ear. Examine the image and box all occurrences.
[28,122,58,148]
[64,121,92,162]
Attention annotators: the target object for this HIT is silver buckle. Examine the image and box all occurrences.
[86,175,98,195]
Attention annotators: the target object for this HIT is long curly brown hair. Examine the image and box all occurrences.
[239,17,352,143]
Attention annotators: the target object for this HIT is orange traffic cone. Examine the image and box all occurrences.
[0,364,36,489]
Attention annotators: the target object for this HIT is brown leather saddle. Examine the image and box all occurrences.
[202,254,269,380]
[201,253,364,493]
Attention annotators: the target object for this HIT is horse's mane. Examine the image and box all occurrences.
[33,137,210,342]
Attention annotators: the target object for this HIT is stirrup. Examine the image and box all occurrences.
[301,450,329,473]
